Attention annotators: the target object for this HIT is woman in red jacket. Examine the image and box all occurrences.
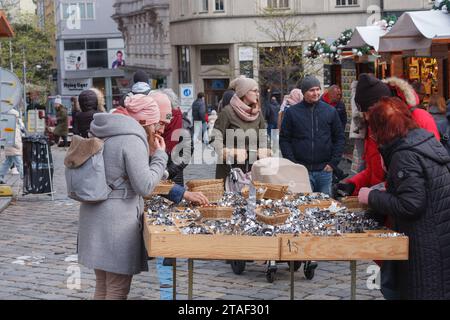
[336,74,439,197]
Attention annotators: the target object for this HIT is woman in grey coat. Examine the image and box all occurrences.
[77,93,169,300]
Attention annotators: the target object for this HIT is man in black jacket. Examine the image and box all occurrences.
[280,76,345,195]
[192,92,207,144]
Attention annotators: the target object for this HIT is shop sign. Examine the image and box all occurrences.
[62,79,92,95]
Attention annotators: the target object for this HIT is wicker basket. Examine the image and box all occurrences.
[253,181,288,200]
[198,206,234,219]
[241,185,266,200]
[297,199,335,211]
[340,196,368,211]
[255,207,291,225]
[186,179,224,189]
[151,181,175,195]
[189,184,224,203]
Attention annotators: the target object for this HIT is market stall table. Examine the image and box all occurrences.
[143,215,408,300]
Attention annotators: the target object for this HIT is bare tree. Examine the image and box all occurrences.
[256,8,321,97]
[0,0,20,18]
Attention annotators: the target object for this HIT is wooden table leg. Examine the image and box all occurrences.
[350,261,357,300]
[188,259,194,300]
[172,259,177,300]
[290,262,295,300]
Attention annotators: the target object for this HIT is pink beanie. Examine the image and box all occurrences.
[124,94,160,126]
[286,89,303,106]
[149,92,173,124]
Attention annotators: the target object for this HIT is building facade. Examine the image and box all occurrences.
[112,0,434,111]
[55,0,126,110]
[170,0,436,110]
[112,0,171,90]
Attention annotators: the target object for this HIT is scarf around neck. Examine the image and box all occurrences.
[229,94,260,122]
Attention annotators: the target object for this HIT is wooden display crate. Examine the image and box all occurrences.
[144,217,409,262]
[279,232,409,261]
[144,215,279,260]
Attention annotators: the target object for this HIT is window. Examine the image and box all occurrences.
[215,0,224,11]
[336,0,358,6]
[61,1,95,20]
[200,0,209,12]
[200,49,229,65]
[64,40,85,50]
[64,39,109,69]
[267,0,289,9]
[178,46,191,84]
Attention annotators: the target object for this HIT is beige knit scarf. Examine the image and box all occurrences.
[229,94,260,122]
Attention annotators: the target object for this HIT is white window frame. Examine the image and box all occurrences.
[267,0,290,9]
[214,0,224,12]
[61,1,95,21]
[336,0,359,7]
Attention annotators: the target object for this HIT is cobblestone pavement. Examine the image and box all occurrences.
[0,145,384,300]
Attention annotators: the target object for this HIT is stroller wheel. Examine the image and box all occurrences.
[287,261,302,272]
[265,269,276,283]
[230,260,246,275]
[304,261,318,280]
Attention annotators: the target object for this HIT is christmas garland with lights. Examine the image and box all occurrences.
[305,16,398,62]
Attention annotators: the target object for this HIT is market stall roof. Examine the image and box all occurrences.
[379,10,450,52]
[345,26,388,51]
[0,10,14,38]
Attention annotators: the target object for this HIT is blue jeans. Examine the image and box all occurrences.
[0,155,24,181]
[309,170,332,195]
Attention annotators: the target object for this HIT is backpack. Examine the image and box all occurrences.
[440,122,450,156]
[64,135,125,203]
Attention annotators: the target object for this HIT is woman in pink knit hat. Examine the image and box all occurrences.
[120,91,209,205]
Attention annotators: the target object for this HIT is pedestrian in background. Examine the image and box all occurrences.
[428,94,447,128]
[74,89,105,138]
[278,88,303,131]
[358,97,450,300]
[192,92,207,144]
[349,80,366,173]
[71,96,81,136]
[53,96,69,147]
[0,109,24,185]
[265,96,280,138]
[280,76,345,195]
[321,85,347,134]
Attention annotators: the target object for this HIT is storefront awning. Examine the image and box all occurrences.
[345,26,388,51]
[379,10,450,52]
[0,11,14,38]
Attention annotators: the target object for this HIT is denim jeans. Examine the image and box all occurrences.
[0,155,24,181]
[309,170,333,195]
[193,121,208,144]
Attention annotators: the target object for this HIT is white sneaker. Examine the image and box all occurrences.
[11,168,19,175]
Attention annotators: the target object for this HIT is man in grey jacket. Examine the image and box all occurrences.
[192,92,207,144]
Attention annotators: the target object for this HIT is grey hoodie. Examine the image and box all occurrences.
[78,113,168,275]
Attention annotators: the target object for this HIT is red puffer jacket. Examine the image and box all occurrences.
[347,77,440,195]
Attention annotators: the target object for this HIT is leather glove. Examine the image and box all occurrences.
[335,182,356,197]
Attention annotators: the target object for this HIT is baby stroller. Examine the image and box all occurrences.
[227,157,318,283]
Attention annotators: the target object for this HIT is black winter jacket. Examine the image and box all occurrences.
[280,100,345,171]
[368,129,450,300]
